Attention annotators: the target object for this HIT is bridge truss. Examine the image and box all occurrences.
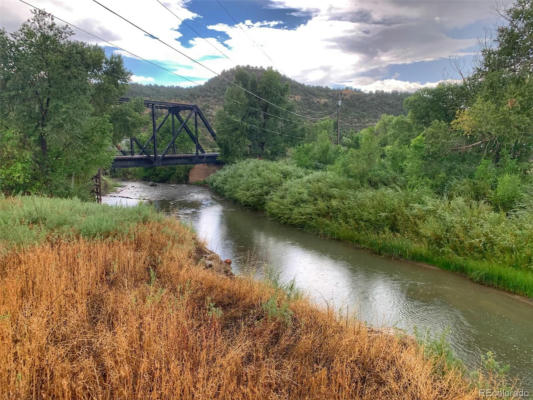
[112,98,221,168]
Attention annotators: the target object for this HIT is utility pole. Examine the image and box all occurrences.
[336,91,342,145]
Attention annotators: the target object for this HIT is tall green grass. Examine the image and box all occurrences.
[208,161,533,297]
[0,196,160,250]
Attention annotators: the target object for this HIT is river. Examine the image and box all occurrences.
[103,181,533,390]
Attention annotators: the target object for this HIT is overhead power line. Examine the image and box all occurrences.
[18,0,334,128]
[154,0,232,62]
[18,0,199,86]
[89,0,329,121]
[17,0,309,140]
[91,0,219,76]
[153,0,336,121]
[213,0,275,66]
[19,0,332,131]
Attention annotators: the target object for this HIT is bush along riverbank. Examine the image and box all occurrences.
[0,196,517,399]
[207,160,533,298]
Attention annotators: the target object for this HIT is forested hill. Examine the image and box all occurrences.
[126,66,410,132]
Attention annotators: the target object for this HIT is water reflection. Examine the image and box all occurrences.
[103,181,533,389]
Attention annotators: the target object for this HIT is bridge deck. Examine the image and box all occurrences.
[112,153,221,168]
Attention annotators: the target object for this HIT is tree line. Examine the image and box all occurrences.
[1,1,531,209]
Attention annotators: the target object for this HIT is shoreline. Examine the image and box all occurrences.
[106,179,533,304]
[205,182,533,300]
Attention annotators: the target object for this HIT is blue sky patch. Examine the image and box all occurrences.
[176,0,312,48]
[385,55,475,83]
[104,47,206,86]
[198,54,224,62]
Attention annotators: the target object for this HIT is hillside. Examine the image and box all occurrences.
[126,66,410,133]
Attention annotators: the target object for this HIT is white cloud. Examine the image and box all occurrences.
[1,0,511,91]
[352,78,460,93]
[130,75,155,84]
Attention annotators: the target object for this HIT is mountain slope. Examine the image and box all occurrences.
[126,66,410,133]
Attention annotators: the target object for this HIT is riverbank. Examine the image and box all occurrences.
[0,196,509,399]
[207,160,533,298]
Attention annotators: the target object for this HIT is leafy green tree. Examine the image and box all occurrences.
[478,0,532,78]
[215,85,250,163]
[109,97,147,146]
[303,118,335,143]
[452,78,533,164]
[292,130,341,170]
[403,83,470,128]
[456,0,532,162]
[374,114,419,146]
[331,126,386,186]
[0,128,33,194]
[0,10,129,197]
[215,67,303,161]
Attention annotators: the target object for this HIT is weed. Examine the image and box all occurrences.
[414,327,465,375]
[206,297,223,318]
[148,267,157,286]
[262,295,293,325]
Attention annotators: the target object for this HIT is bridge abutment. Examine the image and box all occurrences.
[188,164,222,183]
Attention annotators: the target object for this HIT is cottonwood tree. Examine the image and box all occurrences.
[454,0,533,165]
[215,67,303,162]
[0,10,130,196]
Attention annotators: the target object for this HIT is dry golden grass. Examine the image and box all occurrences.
[0,219,481,399]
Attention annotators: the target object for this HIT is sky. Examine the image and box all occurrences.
[0,0,513,92]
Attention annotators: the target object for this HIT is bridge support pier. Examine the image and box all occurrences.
[188,164,222,183]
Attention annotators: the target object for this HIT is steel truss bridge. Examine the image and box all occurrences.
[111,98,221,169]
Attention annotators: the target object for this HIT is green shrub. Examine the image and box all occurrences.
[208,159,306,209]
[492,174,523,211]
[291,131,342,170]
[267,173,425,236]
[265,171,353,231]
[413,196,532,267]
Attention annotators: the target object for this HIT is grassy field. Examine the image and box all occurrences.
[0,196,159,252]
[0,197,513,399]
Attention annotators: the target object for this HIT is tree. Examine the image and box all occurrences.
[0,10,130,197]
[452,0,533,166]
[400,0,532,197]
[303,118,335,143]
[215,85,251,163]
[215,67,303,161]
[452,80,533,164]
[0,128,33,194]
[292,130,341,170]
[403,83,470,128]
[109,97,147,146]
[478,0,533,78]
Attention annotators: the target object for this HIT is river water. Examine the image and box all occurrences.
[103,181,533,389]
